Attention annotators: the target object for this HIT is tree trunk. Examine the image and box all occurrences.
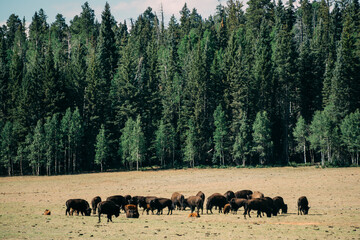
[64,149,67,174]
[73,151,76,173]
[321,151,325,167]
[55,153,57,175]
[20,156,23,176]
[303,144,307,164]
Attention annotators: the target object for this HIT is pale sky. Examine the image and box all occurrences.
[0,0,228,27]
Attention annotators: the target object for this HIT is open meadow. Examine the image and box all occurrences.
[0,167,359,239]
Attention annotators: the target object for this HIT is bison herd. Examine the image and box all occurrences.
[65,191,310,223]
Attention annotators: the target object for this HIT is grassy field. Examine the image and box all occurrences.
[0,167,359,239]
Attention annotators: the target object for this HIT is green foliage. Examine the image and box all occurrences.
[340,110,360,165]
[213,104,228,165]
[233,117,252,166]
[293,116,308,163]
[252,111,273,164]
[95,124,108,172]
[183,120,196,168]
[0,122,15,175]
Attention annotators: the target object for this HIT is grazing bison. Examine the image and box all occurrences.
[125,204,139,218]
[244,198,272,218]
[97,201,120,223]
[234,190,253,199]
[171,192,185,210]
[273,196,288,214]
[65,199,91,216]
[196,191,205,202]
[229,198,247,214]
[224,191,235,202]
[223,204,231,214]
[107,195,127,212]
[183,196,204,214]
[297,196,310,215]
[206,193,227,214]
[91,196,102,214]
[131,196,145,206]
[263,197,278,216]
[249,191,264,199]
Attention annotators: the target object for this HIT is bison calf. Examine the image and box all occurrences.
[98,201,120,223]
[297,196,310,215]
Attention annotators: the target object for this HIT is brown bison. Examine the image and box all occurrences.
[244,198,272,218]
[148,198,173,215]
[171,192,185,210]
[125,204,139,218]
[249,191,264,199]
[138,196,157,215]
[263,197,278,216]
[273,196,288,214]
[234,190,253,199]
[65,199,91,216]
[297,196,310,215]
[206,193,227,214]
[196,191,205,202]
[229,198,247,214]
[97,201,120,223]
[91,196,102,214]
[183,196,204,214]
[106,195,127,212]
[223,204,231,214]
[224,191,235,202]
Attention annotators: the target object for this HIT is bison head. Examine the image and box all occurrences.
[85,208,92,216]
[303,206,310,215]
[282,204,288,214]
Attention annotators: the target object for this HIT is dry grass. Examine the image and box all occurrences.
[0,167,360,239]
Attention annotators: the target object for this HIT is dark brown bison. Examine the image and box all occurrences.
[124,195,132,204]
[183,196,204,214]
[91,196,102,214]
[171,192,185,210]
[196,191,205,202]
[223,204,231,214]
[297,196,310,215]
[263,197,277,216]
[130,195,144,206]
[65,199,91,216]
[273,196,288,214]
[138,196,157,215]
[244,198,272,218]
[234,190,253,199]
[224,191,235,202]
[149,198,173,215]
[125,204,139,218]
[249,191,264,199]
[229,198,247,214]
[206,193,227,214]
[106,195,127,212]
[97,201,120,223]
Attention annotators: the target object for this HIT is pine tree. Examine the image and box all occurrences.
[183,120,196,168]
[252,111,273,165]
[233,117,252,166]
[0,122,15,175]
[94,124,108,172]
[70,108,83,172]
[293,115,308,164]
[340,110,360,165]
[30,119,45,175]
[213,105,228,166]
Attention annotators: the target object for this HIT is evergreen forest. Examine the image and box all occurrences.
[0,0,360,176]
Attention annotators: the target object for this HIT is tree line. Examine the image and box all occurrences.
[0,0,359,176]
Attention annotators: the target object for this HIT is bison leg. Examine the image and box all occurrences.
[107,214,112,222]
